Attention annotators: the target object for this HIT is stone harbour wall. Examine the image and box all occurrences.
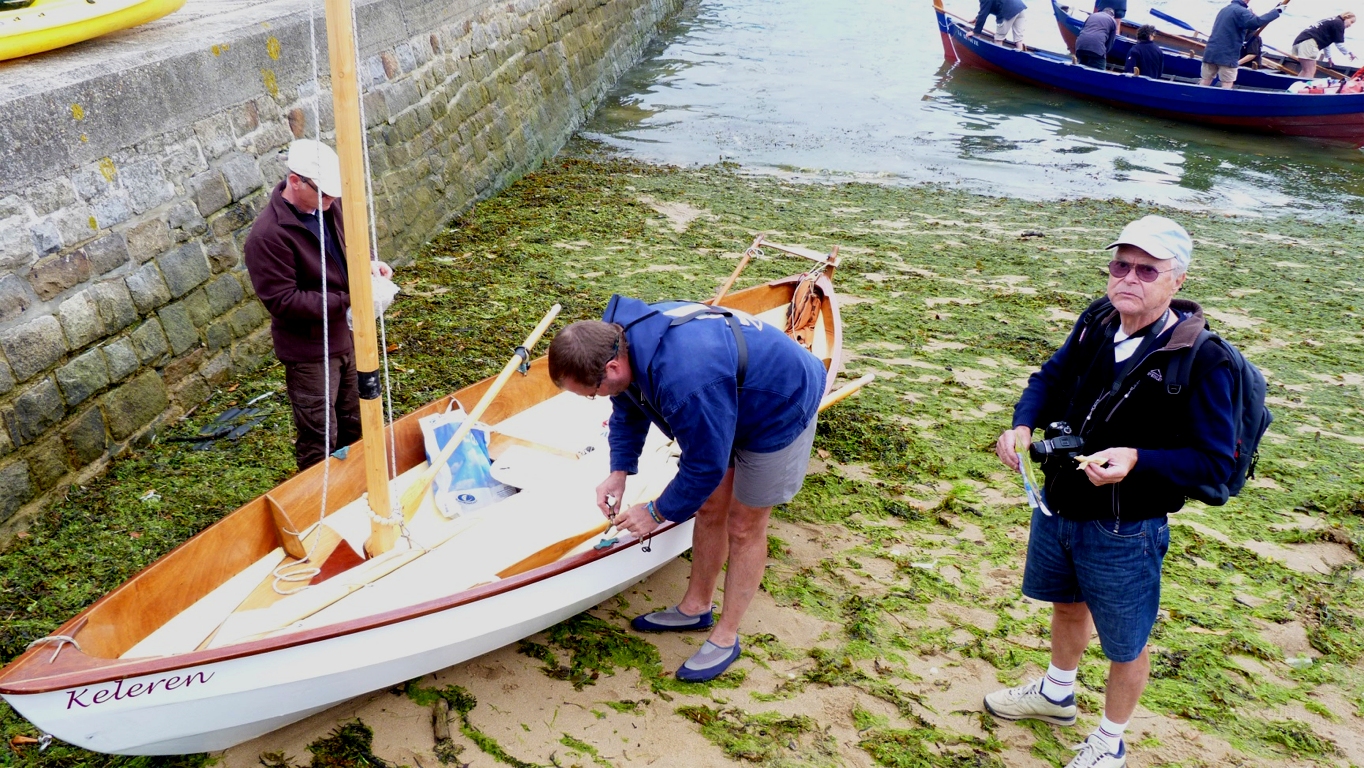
[0,0,681,535]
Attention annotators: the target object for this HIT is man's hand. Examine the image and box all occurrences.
[595,471,628,518]
[612,502,661,538]
[1081,447,1138,485]
[370,261,393,279]
[996,426,1032,471]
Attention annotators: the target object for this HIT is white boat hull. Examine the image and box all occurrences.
[3,519,693,755]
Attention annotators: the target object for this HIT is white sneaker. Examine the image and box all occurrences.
[1065,734,1126,768]
[982,677,1077,725]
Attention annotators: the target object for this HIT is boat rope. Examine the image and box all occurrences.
[25,635,81,663]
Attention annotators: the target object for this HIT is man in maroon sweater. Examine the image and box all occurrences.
[244,140,392,471]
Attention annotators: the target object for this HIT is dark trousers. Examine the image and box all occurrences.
[283,353,361,471]
[1077,50,1106,69]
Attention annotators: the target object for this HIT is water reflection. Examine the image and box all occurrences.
[580,0,1364,216]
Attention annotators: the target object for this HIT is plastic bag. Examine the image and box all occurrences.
[418,408,519,519]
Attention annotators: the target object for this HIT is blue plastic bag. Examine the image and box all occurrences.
[418,409,518,519]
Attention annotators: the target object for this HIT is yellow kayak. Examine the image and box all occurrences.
[0,0,185,61]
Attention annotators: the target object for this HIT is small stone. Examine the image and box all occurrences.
[101,370,169,440]
[168,201,207,237]
[0,315,67,382]
[81,233,130,275]
[102,338,140,382]
[188,171,232,218]
[0,460,35,524]
[91,193,134,229]
[4,378,66,446]
[157,243,211,298]
[56,348,110,407]
[0,274,33,323]
[205,272,244,315]
[125,218,172,264]
[90,280,138,334]
[63,406,109,465]
[57,290,105,349]
[28,251,92,301]
[26,437,70,492]
[220,153,265,202]
[120,159,175,213]
[124,261,171,313]
[157,302,200,356]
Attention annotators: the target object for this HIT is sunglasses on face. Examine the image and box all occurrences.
[299,176,336,200]
[1108,259,1174,283]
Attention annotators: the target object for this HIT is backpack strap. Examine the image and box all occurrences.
[668,306,748,389]
[1165,329,1213,395]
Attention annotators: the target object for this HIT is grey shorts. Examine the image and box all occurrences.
[732,416,818,508]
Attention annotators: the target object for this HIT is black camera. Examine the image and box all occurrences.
[1030,421,1085,464]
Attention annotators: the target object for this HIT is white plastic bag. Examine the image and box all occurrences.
[417,408,519,519]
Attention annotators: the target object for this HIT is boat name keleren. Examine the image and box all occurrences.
[65,671,214,709]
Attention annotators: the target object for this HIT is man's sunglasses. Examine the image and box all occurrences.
[299,176,336,200]
[1108,259,1174,283]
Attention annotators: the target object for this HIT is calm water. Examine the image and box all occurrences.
[581,0,1364,216]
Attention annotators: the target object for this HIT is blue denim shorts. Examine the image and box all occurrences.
[1021,510,1171,663]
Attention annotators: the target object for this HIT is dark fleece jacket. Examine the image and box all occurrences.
[243,181,352,363]
[1012,297,1237,522]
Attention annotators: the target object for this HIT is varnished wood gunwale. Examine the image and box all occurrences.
[0,276,841,695]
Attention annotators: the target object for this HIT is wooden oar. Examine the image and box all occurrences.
[394,304,562,523]
[818,373,875,412]
[496,521,614,579]
[709,235,764,305]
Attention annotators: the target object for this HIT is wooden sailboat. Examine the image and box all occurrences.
[0,229,861,753]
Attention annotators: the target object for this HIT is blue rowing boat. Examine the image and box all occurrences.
[934,0,1364,145]
[1050,0,1309,90]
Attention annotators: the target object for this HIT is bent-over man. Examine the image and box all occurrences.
[970,0,1029,50]
[985,215,1236,768]
[547,295,827,682]
[244,139,392,471]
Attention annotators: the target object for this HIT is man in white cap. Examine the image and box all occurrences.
[985,215,1237,768]
[244,139,393,471]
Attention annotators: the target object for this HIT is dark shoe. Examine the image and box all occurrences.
[676,640,741,682]
[631,605,714,632]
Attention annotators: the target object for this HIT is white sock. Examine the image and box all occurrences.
[1039,664,1076,702]
[1092,715,1127,753]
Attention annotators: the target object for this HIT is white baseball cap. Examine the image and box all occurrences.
[286,139,343,198]
[1105,215,1191,269]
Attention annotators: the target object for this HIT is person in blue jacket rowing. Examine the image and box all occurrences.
[547,295,827,682]
[1200,0,1287,87]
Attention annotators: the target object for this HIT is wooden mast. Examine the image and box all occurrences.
[322,0,398,555]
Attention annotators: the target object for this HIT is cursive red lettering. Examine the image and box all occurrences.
[65,689,90,709]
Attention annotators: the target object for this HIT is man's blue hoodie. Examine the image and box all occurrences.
[603,295,827,522]
[1204,0,1282,66]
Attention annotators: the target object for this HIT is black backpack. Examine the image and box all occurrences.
[1164,329,1273,506]
[1071,297,1272,506]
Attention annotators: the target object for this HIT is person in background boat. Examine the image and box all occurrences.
[1093,0,1126,20]
[546,297,826,683]
[1075,7,1118,68]
[1291,12,1357,78]
[1240,24,1267,68]
[968,0,1028,51]
[985,216,1236,768]
[244,139,393,472]
[1200,0,1287,87]
[1124,24,1164,77]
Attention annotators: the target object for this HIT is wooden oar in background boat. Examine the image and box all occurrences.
[709,235,764,305]
[390,304,562,531]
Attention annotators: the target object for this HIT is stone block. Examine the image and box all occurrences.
[56,348,109,407]
[125,261,171,313]
[204,319,233,352]
[206,240,240,273]
[161,140,208,180]
[0,215,36,270]
[157,302,200,355]
[182,289,213,327]
[102,338,140,382]
[125,218,173,264]
[120,160,176,214]
[158,243,211,298]
[205,272,245,316]
[82,233,130,275]
[90,280,138,334]
[0,460,34,524]
[383,80,423,117]
[221,153,265,202]
[64,406,109,465]
[0,274,33,323]
[28,251,92,301]
[189,171,232,218]
[162,347,204,386]
[0,358,13,396]
[4,378,65,446]
[71,164,117,202]
[0,418,10,458]
[168,201,207,238]
[230,101,261,136]
[91,193,134,229]
[169,374,212,411]
[238,124,293,157]
[27,437,70,492]
[231,327,275,371]
[31,217,62,256]
[209,199,261,240]
[25,181,77,217]
[129,318,170,364]
[1,315,67,382]
[57,290,105,349]
[101,370,168,441]
[200,350,233,385]
[228,301,268,338]
[193,113,236,160]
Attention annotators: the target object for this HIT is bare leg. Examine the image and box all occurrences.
[1102,646,1151,723]
[1220,80,1236,89]
[676,469,735,616]
[1050,601,1094,670]
[706,497,774,648]
[1299,58,1318,78]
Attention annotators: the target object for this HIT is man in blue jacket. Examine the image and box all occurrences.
[547,296,827,682]
[969,0,1028,50]
[1200,0,1286,87]
[984,216,1235,768]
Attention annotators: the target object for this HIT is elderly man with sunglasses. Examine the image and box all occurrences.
[244,139,393,471]
[545,294,826,682]
[986,216,1236,768]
